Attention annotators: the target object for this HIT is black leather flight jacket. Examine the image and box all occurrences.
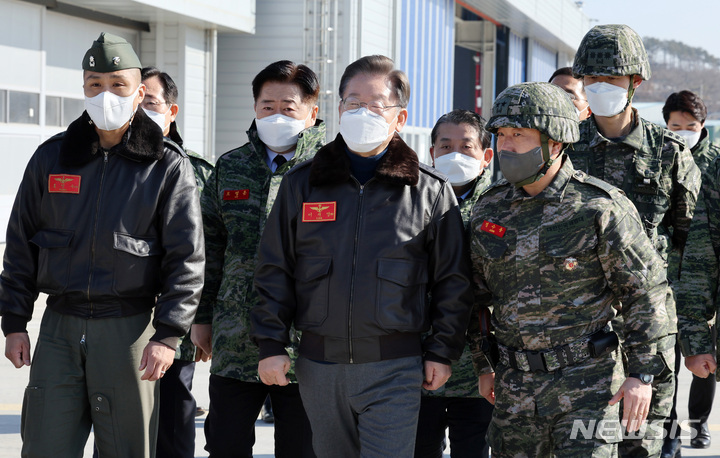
[251,134,473,364]
[0,109,205,348]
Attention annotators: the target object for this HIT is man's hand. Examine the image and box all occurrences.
[479,373,496,405]
[609,377,652,433]
[191,324,212,359]
[4,332,31,368]
[139,341,176,381]
[423,361,451,390]
[685,353,717,378]
[258,355,291,386]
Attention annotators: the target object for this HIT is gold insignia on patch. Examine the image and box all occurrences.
[89,56,95,67]
[112,56,121,65]
[564,257,578,271]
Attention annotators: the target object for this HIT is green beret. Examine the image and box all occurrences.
[82,32,141,72]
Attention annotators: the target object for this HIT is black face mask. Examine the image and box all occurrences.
[497,146,546,187]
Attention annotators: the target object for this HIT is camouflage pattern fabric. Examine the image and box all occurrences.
[467,157,668,455]
[572,24,651,80]
[570,110,701,335]
[671,130,720,360]
[702,156,720,381]
[487,82,580,144]
[423,170,492,398]
[174,149,214,362]
[196,121,326,381]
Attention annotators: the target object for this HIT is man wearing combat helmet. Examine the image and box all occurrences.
[467,81,669,457]
[570,24,701,458]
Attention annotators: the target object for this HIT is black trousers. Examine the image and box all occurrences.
[414,396,493,458]
[204,375,315,458]
[157,360,197,458]
[689,370,716,423]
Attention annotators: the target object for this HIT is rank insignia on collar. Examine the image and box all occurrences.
[480,220,506,238]
[48,174,81,194]
[564,257,578,271]
[223,189,249,200]
[302,201,336,222]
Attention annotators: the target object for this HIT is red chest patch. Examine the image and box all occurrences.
[48,174,81,194]
[302,202,337,222]
[480,220,506,238]
[223,189,249,200]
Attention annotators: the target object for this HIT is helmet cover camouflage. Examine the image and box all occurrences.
[487,82,580,143]
[572,24,651,80]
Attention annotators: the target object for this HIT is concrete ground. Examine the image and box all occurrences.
[0,297,718,457]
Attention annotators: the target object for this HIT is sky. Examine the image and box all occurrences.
[578,0,720,59]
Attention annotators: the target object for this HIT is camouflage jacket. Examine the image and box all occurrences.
[169,123,215,361]
[425,171,493,398]
[468,157,668,379]
[569,110,701,333]
[196,120,326,381]
[704,156,720,380]
[669,130,720,358]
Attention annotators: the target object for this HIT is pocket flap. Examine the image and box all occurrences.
[296,256,332,282]
[29,229,74,249]
[473,233,508,259]
[377,259,427,287]
[113,233,161,257]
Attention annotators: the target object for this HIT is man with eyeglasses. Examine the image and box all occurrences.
[250,54,473,458]
[140,66,213,458]
[549,67,591,121]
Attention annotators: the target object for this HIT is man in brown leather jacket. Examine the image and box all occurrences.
[250,55,473,458]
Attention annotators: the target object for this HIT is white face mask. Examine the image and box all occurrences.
[340,108,395,153]
[256,113,309,152]
[142,107,171,133]
[674,130,702,149]
[433,152,482,186]
[585,82,628,117]
[85,86,140,131]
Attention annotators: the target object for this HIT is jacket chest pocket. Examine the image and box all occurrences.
[30,229,74,295]
[376,258,428,330]
[630,158,670,228]
[541,225,603,299]
[294,256,332,327]
[472,232,513,301]
[112,233,162,296]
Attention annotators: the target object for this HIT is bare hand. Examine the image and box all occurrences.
[139,341,176,381]
[609,377,652,433]
[258,355,291,386]
[4,332,31,368]
[684,354,717,378]
[191,324,212,358]
[423,360,451,390]
[194,347,211,362]
[479,373,496,405]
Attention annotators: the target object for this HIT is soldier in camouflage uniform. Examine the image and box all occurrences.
[700,156,720,378]
[663,91,719,451]
[191,61,324,457]
[140,67,214,458]
[467,82,669,458]
[571,24,701,458]
[415,109,495,458]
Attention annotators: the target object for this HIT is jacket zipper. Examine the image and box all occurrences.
[347,180,366,363]
[87,151,109,316]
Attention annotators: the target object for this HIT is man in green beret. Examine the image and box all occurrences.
[0,32,205,457]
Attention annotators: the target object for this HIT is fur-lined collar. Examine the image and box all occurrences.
[60,108,165,166]
[309,133,419,187]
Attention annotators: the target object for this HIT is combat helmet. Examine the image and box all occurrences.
[487,82,579,187]
[572,24,651,80]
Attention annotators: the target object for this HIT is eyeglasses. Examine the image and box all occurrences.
[341,98,401,115]
[141,100,169,110]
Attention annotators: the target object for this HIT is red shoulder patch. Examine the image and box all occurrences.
[480,220,506,238]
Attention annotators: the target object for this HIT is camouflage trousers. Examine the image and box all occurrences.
[618,334,676,458]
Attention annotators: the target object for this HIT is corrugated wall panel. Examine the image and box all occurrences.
[508,31,526,85]
[528,39,557,83]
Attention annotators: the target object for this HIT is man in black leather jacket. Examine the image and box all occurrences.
[251,55,473,458]
[0,33,204,457]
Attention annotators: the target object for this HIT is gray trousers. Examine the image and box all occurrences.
[296,355,423,458]
[21,308,158,458]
